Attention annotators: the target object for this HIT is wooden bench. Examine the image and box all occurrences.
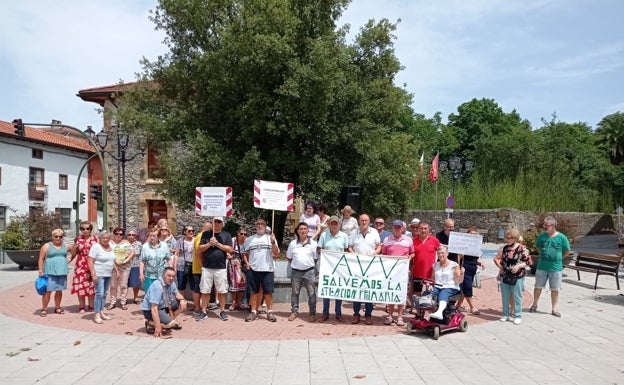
[565,252,623,290]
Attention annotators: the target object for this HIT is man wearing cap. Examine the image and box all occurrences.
[243,218,280,322]
[348,213,381,325]
[318,215,350,322]
[408,218,420,239]
[373,218,391,242]
[196,217,233,322]
[436,218,460,263]
[381,220,415,327]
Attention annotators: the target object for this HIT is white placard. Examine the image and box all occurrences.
[448,232,482,256]
[318,250,409,304]
[195,187,233,217]
[253,179,294,211]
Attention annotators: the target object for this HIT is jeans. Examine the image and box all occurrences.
[501,276,525,318]
[290,268,316,314]
[94,276,112,313]
[322,299,342,317]
[353,302,373,317]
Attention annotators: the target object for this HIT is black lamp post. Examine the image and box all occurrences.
[438,156,473,200]
[96,126,145,232]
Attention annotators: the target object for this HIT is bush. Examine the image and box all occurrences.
[0,210,63,250]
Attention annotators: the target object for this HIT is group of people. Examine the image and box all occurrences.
[36,209,569,336]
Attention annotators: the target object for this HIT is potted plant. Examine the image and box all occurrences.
[0,209,62,269]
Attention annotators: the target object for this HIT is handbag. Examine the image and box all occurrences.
[35,275,48,295]
[473,267,481,288]
[502,273,518,286]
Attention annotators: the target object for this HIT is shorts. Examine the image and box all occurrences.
[46,275,67,291]
[199,268,228,294]
[191,274,201,293]
[534,269,562,290]
[247,270,275,294]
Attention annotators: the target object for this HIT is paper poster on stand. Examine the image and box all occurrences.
[448,232,483,256]
[195,187,233,217]
[253,179,294,211]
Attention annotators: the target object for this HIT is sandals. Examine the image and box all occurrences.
[79,307,86,314]
[229,303,236,311]
[121,305,128,310]
[471,308,481,315]
[40,309,47,317]
[396,318,405,326]
[107,304,116,311]
[529,306,537,313]
[383,316,394,325]
[88,306,95,312]
[54,308,65,315]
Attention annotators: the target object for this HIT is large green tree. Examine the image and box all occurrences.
[119,0,419,232]
[596,111,624,165]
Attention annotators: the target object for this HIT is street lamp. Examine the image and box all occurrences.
[438,156,473,203]
[96,126,146,232]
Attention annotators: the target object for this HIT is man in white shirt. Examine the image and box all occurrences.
[286,222,318,322]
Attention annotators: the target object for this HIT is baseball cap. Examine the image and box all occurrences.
[392,220,403,227]
[329,215,341,223]
[410,218,421,226]
[213,216,224,222]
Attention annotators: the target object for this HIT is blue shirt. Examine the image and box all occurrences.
[141,277,179,310]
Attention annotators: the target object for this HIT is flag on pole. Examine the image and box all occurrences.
[428,152,439,182]
[411,153,425,191]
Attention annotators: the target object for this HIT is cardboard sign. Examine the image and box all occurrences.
[253,179,294,211]
[448,231,482,256]
[195,187,233,217]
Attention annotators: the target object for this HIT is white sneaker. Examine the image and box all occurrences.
[513,318,522,325]
[499,316,509,322]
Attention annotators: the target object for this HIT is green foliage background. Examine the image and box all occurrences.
[115,0,624,228]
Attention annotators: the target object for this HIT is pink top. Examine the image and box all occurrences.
[382,234,414,256]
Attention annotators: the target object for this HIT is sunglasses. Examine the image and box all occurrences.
[114,232,123,236]
[375,222,384,225]
[239,233,248,236]
[187,229,195,233]
[53,235,63,239]
[128,234,137,237]
[80,227,91,231]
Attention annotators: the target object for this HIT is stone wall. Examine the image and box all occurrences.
[402,208,618,242]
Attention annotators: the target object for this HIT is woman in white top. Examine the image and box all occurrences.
[340,205,358,236]
[88,231,117,324]
[429,245,464,319]
[313,204,330,240]
[300,201,320,239]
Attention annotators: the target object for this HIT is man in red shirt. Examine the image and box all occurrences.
[411,222,440,294]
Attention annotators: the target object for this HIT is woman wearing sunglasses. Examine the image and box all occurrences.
[71,221,98,313]
[37,228,72,317]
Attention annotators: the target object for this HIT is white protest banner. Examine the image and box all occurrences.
[448,231,482,256]
[253,179,294,211]
[195,187,233,217]
[318,250,409,304]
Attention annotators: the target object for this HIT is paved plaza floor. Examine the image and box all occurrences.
[0,235,623,384]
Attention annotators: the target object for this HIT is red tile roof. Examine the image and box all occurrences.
[0,120,94,153]
[77,81,157,106]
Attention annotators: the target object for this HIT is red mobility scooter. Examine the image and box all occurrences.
[407,279,468,340]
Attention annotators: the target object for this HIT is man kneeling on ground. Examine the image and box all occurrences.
[142,267,187,337]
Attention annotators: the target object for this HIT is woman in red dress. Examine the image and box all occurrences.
[71,221,98,313]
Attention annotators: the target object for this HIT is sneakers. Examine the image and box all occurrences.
[364,316,373,325]
[94,315,103,324]
[219,311,228,321]
[396,318,405,327]
[267,312,277,322]
[245,312,258,322]
[308,314,316,322]
[196,311,208,321]
[351,315,361,324]
[192,309,202,316]
[499,316,510,322]
[107,304,116,311]
[145,320,155,333]
[100,313,111,320]
[383,316,394,325]
[513,318,522,325]
[288,313,298,321]
[208,303,219,311]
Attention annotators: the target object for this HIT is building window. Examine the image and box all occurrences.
[29,168,44,186]
[147,148,161,179]
[32,149,43,159]
[55,208,71,230]
[0,206,5,231]
[59,174,68,190]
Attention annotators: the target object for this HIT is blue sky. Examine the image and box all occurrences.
[1,0,622,131]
